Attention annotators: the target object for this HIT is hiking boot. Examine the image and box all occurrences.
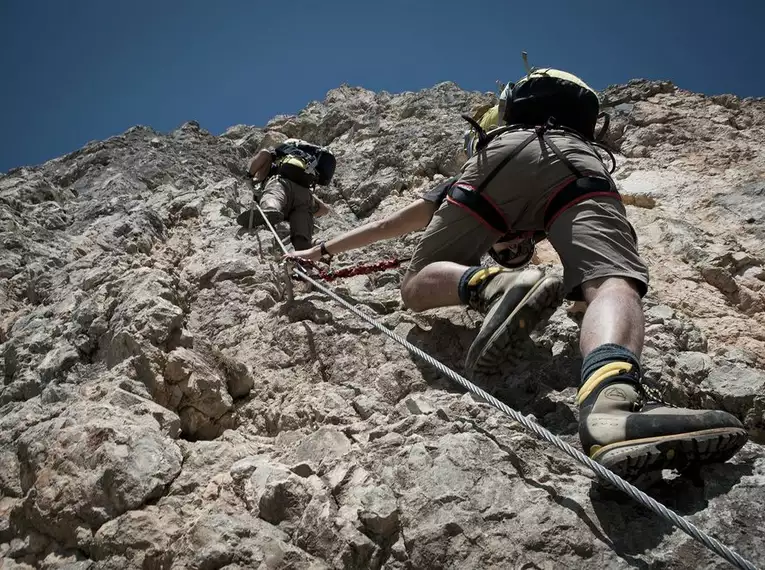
[236,207,284,229]
[577,369,748,485]
[464,268,564,375]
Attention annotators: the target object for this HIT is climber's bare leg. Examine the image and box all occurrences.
[579,277,644,357]
[401,262,467,312]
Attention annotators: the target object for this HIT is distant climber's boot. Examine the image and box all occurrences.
[236,206,284,229]
[462,267,564,375]
[578,356,748,485]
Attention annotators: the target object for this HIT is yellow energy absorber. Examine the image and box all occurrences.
[281,156,306,168]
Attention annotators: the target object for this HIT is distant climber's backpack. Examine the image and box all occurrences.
[273,139,336,187]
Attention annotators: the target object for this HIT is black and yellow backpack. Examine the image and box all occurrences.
[462,54,613,169]
[503,68,604,140]
[272,139,336,187]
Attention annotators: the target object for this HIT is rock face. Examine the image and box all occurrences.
[1,80,764,569]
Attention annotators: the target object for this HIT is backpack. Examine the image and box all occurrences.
[273,139,336,187]
[502,68,607,141]
[461,57,612,162]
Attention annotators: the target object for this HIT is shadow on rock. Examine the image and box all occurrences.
[404,314,581,434]
[588,457,754,556]
[235,223,292,250]
[511,469,654,569]
[280,298,334,324]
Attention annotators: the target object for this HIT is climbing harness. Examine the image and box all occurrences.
[251,200,757,570]
[448,120,619,251]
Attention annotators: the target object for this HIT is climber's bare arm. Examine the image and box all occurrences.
[248,149,273,181]
[288,199,437,262]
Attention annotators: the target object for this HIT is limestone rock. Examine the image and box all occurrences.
[15,403,182,548]
[1,79,764,569]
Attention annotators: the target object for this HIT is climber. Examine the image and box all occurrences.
[286,64,747,485]
[288,174,538,270]
[396,65,748,484]
[237,139,335,250]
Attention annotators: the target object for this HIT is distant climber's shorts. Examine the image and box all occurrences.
[407,129,649,300]
[259,176,315,251]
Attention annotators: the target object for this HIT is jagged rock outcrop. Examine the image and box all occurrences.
[1,80,764,569]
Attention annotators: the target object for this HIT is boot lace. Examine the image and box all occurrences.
[636,380,678,409]
[618,368,677,410]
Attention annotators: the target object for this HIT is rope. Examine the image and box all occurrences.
[293,256,407,282]
[251,202,758,570]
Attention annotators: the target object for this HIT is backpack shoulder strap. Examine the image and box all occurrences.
[540,131,583,178]
[592,142,617,174]
[461,113,490,150]
[461,113,526,156]
[595,112,610,142]
[543,119,618,175]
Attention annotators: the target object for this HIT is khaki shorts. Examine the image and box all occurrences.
[260,176,315,250]
[407,129,649,300]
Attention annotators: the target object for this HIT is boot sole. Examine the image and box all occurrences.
[236,208,283,229]
[591,427,748,487]
[467,276,565,376]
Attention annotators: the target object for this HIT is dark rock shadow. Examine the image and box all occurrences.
[588,454,755,557]
[515,469,653,569]
[405,313,758,565]
[235,223,292,248]
[404,314,581,435]
[280,299,334,325]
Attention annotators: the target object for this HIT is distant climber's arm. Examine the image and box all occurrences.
[289,199,436,262]
[248,149,273,181]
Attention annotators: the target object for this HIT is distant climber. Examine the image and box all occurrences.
[238,139,335,250]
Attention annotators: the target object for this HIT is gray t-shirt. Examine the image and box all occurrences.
[420,176,459,206]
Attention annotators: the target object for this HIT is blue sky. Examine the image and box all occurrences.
[1,0,763,172]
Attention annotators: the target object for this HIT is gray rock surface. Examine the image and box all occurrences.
[1,80,764,568]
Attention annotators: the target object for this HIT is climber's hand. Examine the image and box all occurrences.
[285,245,322,263]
